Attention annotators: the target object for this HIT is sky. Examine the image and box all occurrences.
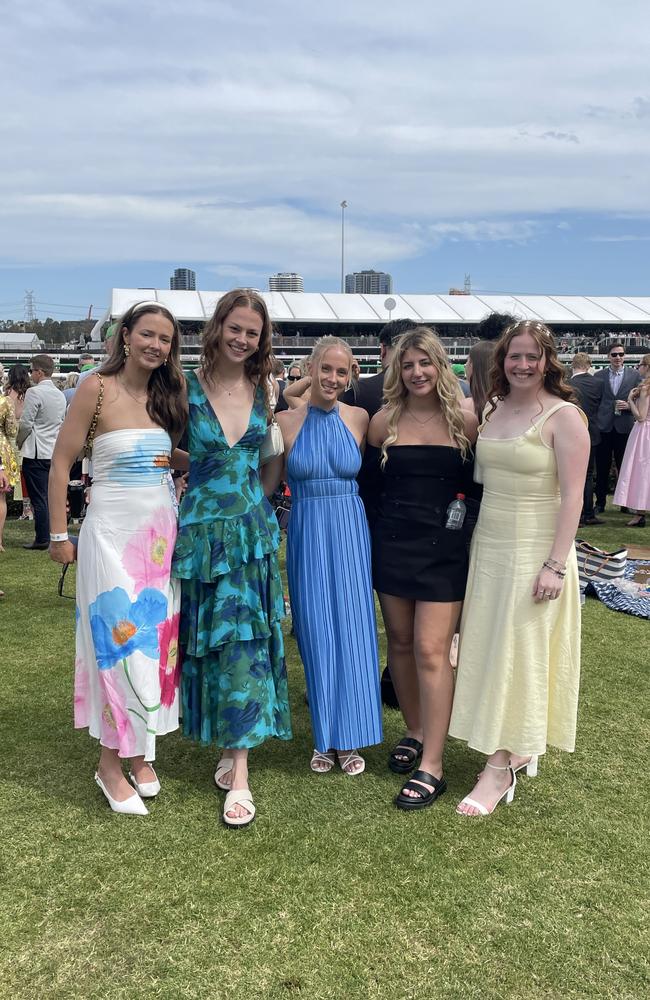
[2,0,649,323]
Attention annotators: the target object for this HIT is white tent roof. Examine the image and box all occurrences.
[0,332,43,349]
[101,289,650,329]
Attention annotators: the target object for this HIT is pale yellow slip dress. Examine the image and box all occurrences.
[449,401,585,757]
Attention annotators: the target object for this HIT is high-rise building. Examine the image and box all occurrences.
[170,268,197,290]
[269,272,304,293]
[345,270,393,294]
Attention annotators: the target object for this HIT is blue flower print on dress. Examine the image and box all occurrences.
[89,586,168,670]
[106,431,171,487]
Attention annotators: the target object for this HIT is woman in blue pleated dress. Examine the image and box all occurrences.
[277,337,382,775]
[172,289,291,827]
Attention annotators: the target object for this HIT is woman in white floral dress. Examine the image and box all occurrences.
[49,302,188,815]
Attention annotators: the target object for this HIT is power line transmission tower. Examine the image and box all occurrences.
[464,273,472,294]
[24,290,35,324]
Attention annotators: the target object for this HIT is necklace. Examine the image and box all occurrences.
[215,374,245,396]
[119,377,148,405]
[406,406,438,425]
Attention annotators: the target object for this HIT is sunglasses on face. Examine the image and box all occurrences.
[287,375,301,381]
[610,353,624,358]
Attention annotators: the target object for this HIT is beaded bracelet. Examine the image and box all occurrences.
[543,561,566,578]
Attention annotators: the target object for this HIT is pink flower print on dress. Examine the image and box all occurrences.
[73,656,89,728]
[98,669,136,757]
[157,612,181,708]
[122,506,177,593]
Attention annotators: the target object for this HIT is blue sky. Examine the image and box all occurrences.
[2,0,649,322]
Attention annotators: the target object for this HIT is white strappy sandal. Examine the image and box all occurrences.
[337,750,366,776]
[310,750,336,773]
[456,763,517,817]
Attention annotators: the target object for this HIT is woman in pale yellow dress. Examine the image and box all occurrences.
[449,321,590,816]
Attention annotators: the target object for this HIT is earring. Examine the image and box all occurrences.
[124,343,130,357]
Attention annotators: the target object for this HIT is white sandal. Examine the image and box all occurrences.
[214,756,234,790]
[310,750,336,773]
[223,788,256,828]
[337,750,365,776]
[456,763,516,817]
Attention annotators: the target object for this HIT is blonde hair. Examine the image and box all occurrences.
[381,326,471,467]
[310,336,353,391]
[310,335,353,369]
[631,354,650,399]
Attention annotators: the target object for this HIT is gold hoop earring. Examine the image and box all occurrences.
[124,343,131,357]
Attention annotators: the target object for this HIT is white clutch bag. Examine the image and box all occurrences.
[260,418,284,465]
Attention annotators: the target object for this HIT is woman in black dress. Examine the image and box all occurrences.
[367,327,478,809]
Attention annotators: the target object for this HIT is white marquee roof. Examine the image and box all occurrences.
[100,289,650,331]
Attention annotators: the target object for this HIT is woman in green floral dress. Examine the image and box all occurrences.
[173,289,291,827]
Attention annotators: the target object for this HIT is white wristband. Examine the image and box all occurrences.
[50,532,69,542]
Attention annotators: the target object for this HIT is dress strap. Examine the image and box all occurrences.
[533,401,584,434]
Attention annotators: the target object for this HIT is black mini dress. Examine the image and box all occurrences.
[369,444,473,603]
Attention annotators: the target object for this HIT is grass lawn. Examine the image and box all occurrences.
[0,512,648,1000]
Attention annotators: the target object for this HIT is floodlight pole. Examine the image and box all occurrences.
[340,200,347,292]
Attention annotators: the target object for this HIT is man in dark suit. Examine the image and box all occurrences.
[593,344,640,513]
[571,353,604,525]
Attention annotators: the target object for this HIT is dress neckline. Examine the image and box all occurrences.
[195,371,260,449]
[308,402,339,416]
[479,401,572,442]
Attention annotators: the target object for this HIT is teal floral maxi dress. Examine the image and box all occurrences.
[172,372,292,748]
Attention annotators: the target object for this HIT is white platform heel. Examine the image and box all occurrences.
[513,754,538,778]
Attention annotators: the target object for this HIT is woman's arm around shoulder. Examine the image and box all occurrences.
[367,407,388,448]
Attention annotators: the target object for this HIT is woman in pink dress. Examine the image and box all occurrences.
[613,355,650,527]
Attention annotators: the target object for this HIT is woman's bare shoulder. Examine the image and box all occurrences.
[368,406,388,446]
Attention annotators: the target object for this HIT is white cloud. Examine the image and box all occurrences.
[2,0,650,274]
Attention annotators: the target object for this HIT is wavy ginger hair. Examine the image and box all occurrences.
[381,327,471,467]
[484,320,576,422]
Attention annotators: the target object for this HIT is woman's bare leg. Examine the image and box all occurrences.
[0,493,6,549]
[400,600,460,797]
[224,747,251,821]
[378,594,421,756]
[96,746,138,801]
[456,748,512,815]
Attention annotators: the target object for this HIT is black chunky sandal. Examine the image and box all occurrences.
[388,736,423,774]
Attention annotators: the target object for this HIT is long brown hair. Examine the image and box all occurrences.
[485,320,576,421]
[101,301,187,437]
[201,289,274,415]
[466,340,495,422]
[381,326,471,467]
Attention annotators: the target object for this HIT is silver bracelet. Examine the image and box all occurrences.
[49,532,69,542]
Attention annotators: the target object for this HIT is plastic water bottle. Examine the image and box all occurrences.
[445,493,466,530]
